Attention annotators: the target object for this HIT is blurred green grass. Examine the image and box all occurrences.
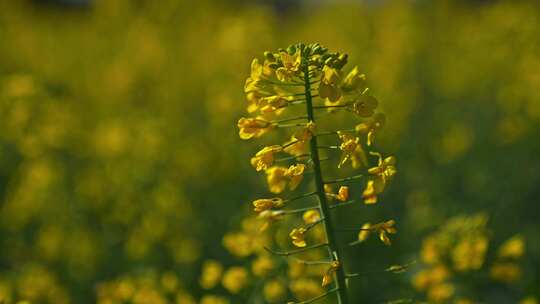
[0,0,539,303]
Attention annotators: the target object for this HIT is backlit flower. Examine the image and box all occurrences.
[321,261,340,287]
[251,145,283,171]
[319,65,341,102]
[290,228,308,248]
[252,197,285,213]
[238,117,273,140]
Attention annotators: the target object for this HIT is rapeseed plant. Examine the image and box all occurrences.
[236,43,399,303]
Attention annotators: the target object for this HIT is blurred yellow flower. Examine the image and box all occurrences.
[263,280,286,303]
[199,260,224,289]
[427,283,455,303]
[265,164,306,193]
[222,267,248,294]
[498,234,525,259]
[252,255,275,277]
[452,236,488,271]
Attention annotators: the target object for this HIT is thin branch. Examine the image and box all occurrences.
[323,174,364,184]
[284,191,317,203]
[283,205,320,215]
[264,243,329,256]
[329,200,358,209]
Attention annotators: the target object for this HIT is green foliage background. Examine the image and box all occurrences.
[0,0,538,303]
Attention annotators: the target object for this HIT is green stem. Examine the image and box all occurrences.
[302,54,349,304]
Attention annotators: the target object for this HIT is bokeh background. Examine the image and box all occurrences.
[0,0,539,303]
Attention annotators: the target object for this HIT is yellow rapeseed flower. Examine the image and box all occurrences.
[290,228,308,248]
[498,234,525,259]
[265,166,289,193]
[251,145,283,171]
[319,65,341,102]
[452,236,488,271]
[284,164,306,190]
[222,267,248,294]
[263,280,286,303]
[321,261,340,287]
[355,112,386,146]
[351,94,378,117]
[357,222,372,242]
[276,50,301,82]
[265,164,306,193]
[337,131,367,168]
[252,197,285,213]
[371,220,397,246]
[199,260,224,289]
[341,66,366,92]
[362,179,385,204]
[238,117,273,140]
[259,95,293,114]
[302,210,321,224]
[252,255,275,277]
[284,122,315,156]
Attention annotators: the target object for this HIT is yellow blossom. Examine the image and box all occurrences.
[284,122,315,156]
[452,236,488,271]
[265,164,306,194]
[252,197,285,213]
[252,255,275,277]
[238,117,273,140]
[341,66,366,92]
[337,131,367,168]
[276,50,301,82]
[199,260,223,289]
[336,186,349,201]
[498,234,525,259]
[222,267,248,294]
[421,237,440,265]
[357,222,372,242]
[351,94,378,117]
[259,95,293,114]
[284,163,306,190]
[263,280,286,303]
[370,220,397,246]
[302,210,321,224]
[368,152,397,183]
[251,145,283,171]
[290,228,308,248]
[362,178,385,204]
[427,283,455,303]
[355,112,386,146]
[321,261,340,287]
[265,166,288,193]
[319,65,341,102]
